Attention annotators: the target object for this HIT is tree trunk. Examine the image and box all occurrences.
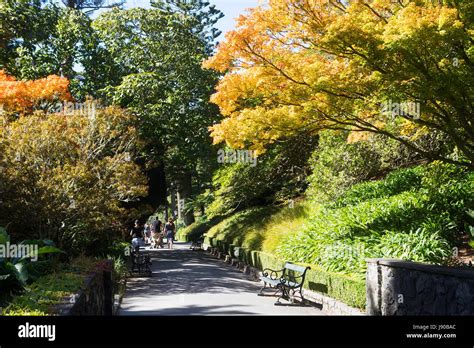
[177,171,195,226]
[170,185,177,220]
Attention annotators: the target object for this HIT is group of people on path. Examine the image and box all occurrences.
[130,218,176,250]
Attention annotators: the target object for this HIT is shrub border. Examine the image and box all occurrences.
[204,236,366,310]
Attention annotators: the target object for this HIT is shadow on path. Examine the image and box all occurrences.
[119,242,328,316]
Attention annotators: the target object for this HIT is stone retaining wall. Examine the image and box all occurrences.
[55,260,114,316]
[366,258,474,315]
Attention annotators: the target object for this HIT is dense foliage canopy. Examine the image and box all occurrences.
[204,0,473,167]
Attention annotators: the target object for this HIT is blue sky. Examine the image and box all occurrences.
[123,0,261,39]
[207,0,261,38]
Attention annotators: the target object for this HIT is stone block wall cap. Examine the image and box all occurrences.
[366,258,401,264]
[367,258,474,279]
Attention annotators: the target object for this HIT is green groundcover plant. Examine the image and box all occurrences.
[278,162,473,274]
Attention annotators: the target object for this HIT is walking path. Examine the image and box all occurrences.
[119,242,329,315]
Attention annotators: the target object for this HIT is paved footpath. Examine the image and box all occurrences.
[119,242,329,315]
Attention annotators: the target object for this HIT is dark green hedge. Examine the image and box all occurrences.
[204,236,366,309]
[177,216,224,242]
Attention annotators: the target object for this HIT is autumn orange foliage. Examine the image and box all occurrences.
[0,70,72,112]
[203,0,473,165]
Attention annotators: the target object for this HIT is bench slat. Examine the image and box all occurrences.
[284,262,308,273]
[261,277,281,287]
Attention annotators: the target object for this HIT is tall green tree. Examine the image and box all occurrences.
[151,0,223,49]
[0,0,115,99]
[93,2,223,224]
[59,0,124,13]
[0,0,60,76]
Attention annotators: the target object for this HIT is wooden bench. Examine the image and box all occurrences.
[130,246,152,276]
[258,262,310,305]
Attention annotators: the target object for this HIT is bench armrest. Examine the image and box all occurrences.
[262,268,285,280]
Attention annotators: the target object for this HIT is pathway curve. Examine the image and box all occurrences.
[119,242,328,315]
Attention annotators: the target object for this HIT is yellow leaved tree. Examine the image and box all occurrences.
[0,71,147,248]
[204,0,473,166]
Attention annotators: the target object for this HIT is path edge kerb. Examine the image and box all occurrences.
[203,243,364,315]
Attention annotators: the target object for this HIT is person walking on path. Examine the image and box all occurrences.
[151,219,163,249]
[164,218,176,249]
[130,220,145,249]
[144,223,151,244]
